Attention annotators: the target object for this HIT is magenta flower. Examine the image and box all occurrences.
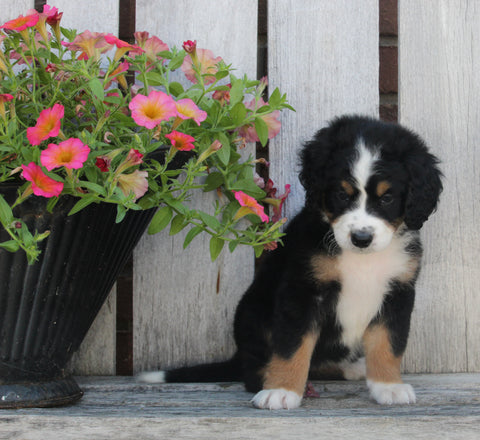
[263,180,291,222]
[96,156,111,172]
[27,103,64,146]
[1,13,39,32]
[165,131,195,151]
[182,40,197,54]
[233,191,269,223]
[21,162,63,198]
[181,48,222,85]
[175,99,207,125]
[239,98,281,143]
[129,90,177,129]
[40,138,90,171]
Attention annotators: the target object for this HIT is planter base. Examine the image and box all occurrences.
[0,376,83,409]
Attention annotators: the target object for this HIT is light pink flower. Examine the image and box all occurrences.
[27,103,64,146]
[21,162,63,197]
[117,170,148,200]
[129,90,177,129]
[132,32,168,62]
[62,30,112,60]
[239,98,281,143]
[181,48,222,85]
[40,138,90,171]
[175,99,207,125]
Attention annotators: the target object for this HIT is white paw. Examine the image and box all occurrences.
[367,380,416,405]
[251,388,302,410]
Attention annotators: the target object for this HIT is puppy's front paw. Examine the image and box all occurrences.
[367,380,416,405]
[251,388,302,410]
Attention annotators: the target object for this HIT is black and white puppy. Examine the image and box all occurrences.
[139,115,443,409]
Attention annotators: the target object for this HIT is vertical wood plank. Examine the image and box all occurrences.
[268,0,379,219]
[52,0,120,375]
[1,1,34,22]
[133,0,257,372]
[399,0,480,373]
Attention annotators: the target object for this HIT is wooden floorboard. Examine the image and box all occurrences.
[1,374,480,439]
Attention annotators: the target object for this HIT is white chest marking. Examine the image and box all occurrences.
[336,235,413,349]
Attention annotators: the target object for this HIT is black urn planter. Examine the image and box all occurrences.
[0,185,156,408]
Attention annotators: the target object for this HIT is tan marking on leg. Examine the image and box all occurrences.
[263,332,318,395]
[376,180,391,197]
[310,254,339,283]
[363,324,402,383]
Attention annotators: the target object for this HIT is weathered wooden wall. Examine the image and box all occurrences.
[399,0,480,373]
[2,0,479,375]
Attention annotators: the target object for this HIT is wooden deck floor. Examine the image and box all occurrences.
[1,374,480,439]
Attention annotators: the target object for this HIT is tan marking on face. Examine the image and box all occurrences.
[310,254,340,283]
[341,180,355,196]
[376,180,391,197]
[363,324,402,383]
[263,332,318,395]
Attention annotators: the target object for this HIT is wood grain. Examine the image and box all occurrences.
[399,0,480,373]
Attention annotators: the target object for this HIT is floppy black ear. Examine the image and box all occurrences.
[299,127,334,210]
[404,147,443,230]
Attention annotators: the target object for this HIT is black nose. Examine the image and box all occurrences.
[351,230,373,248]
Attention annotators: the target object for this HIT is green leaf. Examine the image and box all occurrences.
[203,172,224,192]
[216,132,231,166]
[198,211,221,231]
[79,180,107,197]
[148,206,173,234]
[68,196,97,216]
[88,78,105,101]
[230,179,266,199]
[0,194,14,224]
[183,225,203,248]
[254,245,264,258]
[169,214,186,235]
[230,102,247,126]
[169,81,184,96]
[0,240,20,252]
[229,79,244,106]
[169,52,186,71]
[115,205,127,223]
[209,236,224,261]
[254,117,269,146]
[228,240,239,253]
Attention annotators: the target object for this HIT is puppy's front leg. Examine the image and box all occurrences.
[363,324,416,405]
[251,332,318,409]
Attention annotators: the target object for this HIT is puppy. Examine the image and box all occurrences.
[139,115,443,409]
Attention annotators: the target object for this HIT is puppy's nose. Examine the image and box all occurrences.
[351,230,373,248]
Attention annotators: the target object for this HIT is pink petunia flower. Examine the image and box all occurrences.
[21,162,63,197]
[27,103,64,146]
[165,131,195,151]
[238,98,281,143]
[131,32,168,63]
[105,34,141,61]
[181,48,222,85]
[233,191,269,223]
[128,90,177,129]
[1,13,39,32]
[40,138,90,171]
[182,40,197,54]
[62,30,111,60]
[175,99,207,125]
[117,170,148,200]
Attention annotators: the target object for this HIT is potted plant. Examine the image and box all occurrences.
[0,5,292,408]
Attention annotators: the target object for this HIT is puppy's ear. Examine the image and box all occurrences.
[404,147,443,230]
[299,127,333,209]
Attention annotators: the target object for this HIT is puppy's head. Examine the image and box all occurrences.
[299,115,442,253]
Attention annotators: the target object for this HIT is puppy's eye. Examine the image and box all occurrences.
[337,190,351,202]
[380,193,394,206]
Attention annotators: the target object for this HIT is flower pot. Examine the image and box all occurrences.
[0,184,156,408]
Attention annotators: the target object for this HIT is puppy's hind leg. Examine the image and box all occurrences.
[251,332,318,410]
